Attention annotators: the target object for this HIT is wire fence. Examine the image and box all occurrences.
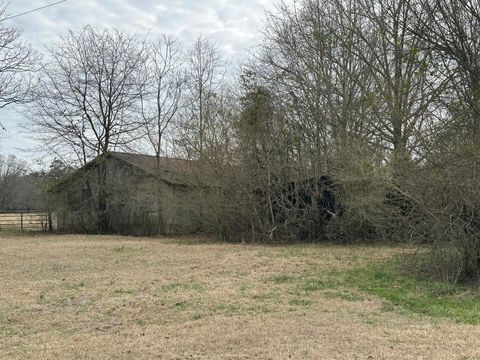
[0,210,57,232]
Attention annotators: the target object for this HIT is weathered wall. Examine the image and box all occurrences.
[55,157,203,235]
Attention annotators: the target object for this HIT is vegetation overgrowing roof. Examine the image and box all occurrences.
[49,152,212,192]
[110,152,211,186]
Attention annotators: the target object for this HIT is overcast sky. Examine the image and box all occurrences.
[0,0,275,167]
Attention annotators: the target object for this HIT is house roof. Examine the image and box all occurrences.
[109,152,210,186]
[50,152,213,192]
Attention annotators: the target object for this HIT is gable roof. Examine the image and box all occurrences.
[109,152,210,186]
[50,152,212,192]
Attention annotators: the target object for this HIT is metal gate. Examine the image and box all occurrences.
[0,211,57,232]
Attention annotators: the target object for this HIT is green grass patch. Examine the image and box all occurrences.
[324,290,364,302]
[256,246,309,258]
[267,274,296,284]
[267,271,338,293]
[212,302,243,315]
[265,257,480,324]
[191,314,202,321]
[345,261,480,324]
[173,301,188,310]
[135,319,146,326]
[65,280,86,290]
[251,289,282,302]
[160,281,203,292]
[299,277,337,292]
[112,245,134,253]
[289,298,313,307]
[112,288,135,295]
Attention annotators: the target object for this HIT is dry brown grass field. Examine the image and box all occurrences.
[1,234,479,359]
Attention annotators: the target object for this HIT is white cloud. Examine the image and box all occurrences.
[0,0,276,160]
[9,0,274,56]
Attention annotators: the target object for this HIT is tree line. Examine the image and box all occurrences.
[0,156,71,210]
[1,0,480,282]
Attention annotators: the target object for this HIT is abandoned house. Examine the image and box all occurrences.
[51,152,210,235]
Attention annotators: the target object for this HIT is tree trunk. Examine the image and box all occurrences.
[97,157,109,234]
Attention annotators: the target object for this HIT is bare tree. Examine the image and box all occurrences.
[402,0,480,281]
[31,26,148,232]
[256,0,378,177]
[0,2,37,130]
[235,0,382,240]
[412,0,480,141]
[180,36,226,159]
[32,26,148,165]
[329,0,443,178]
[140,35,185,159]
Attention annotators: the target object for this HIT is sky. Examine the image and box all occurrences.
[0,0,275,167]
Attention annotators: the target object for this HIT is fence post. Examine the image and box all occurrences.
[20,212,23,231]
[48,211,53,232]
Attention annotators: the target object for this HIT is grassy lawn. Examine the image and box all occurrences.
[0,234,479,359]
[345,261,480,324]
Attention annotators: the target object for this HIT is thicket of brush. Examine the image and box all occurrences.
[25,0,480,283]
[184,0,480,284]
